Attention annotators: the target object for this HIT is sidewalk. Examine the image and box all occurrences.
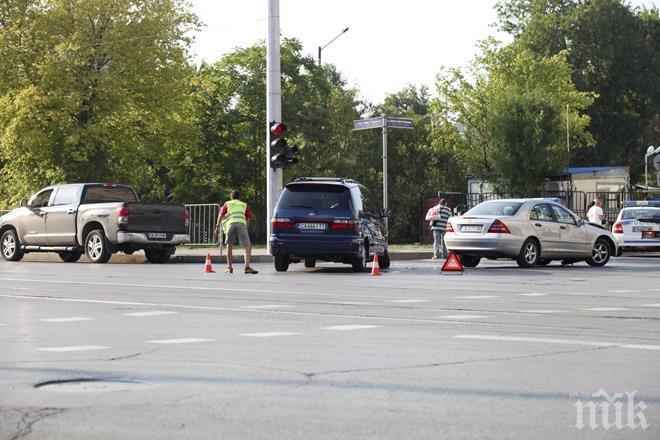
[20,244,435,264]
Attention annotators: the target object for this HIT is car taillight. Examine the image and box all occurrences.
[487,219,510,233]
[116,203,129,225]
[330,219,357,232]
[184,207,190,228]
[446,222,454,233]
[613,222,623,234]
[271,218,294,231]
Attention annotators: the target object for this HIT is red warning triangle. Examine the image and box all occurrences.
[441,251,464,272]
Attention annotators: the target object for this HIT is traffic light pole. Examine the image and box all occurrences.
[266,0,282,251]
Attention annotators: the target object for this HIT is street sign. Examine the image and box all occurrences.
[386,117,413,129]
[353,117,384,130]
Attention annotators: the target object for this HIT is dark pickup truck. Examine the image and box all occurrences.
[0,183,190,263]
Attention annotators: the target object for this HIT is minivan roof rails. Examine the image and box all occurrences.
[293,177,358,184]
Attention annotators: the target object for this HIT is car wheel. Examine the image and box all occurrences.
[145,249,170,264]
[352,242,369,272]
[379,248,391,269]
[58,251,82,263]
[537,259,552,266]
[1,229,24,262]
[304,258,316,268]
[274,255,290,272]
[587,238,611,267]
[516,238,540,268]
[459,255,481,268]
[85,229,112,264]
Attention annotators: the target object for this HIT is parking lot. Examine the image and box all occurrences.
[1,256,659,439]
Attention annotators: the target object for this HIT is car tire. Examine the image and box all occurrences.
[516,238,540,268]
[586,238,611,267]
[145,249,170,264]
[85,229,112,264]
[352,242,369,272]
[275,255,290,272]
[58,251,82,263]
[537,259,552,266]
[304,258,316,268]
[1,229,24,262]
[379,248,391,269]
[459,255,481,268]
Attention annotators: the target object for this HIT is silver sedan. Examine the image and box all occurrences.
[444,199,618,268]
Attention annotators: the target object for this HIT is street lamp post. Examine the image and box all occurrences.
[318,27,349,66]
[645,145,660,189]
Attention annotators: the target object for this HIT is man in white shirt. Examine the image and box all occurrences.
[587,197,604,225]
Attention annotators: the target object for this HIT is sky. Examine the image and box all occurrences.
[189,0,659,105]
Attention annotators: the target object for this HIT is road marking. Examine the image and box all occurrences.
[607,290,637,293]
[386,299,431,303]
[124,311,178,317]
[240,332,301,338]
[322,325,380,331]
[327,301,372,306]
[240,305,294,309]
[438,314,490,320]
[521,310,567,314]
[146,338,215,344]
[517,293,548,297]
[38,345,109,352]
[39,317,95,322]
[454,335,660,351]
[581,307,629,312]
[453,295,499,299]
[642,304,660,307]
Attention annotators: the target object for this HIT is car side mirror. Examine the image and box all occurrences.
[382,208,392,217]
[576,218,585,227]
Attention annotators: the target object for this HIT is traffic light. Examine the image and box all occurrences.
[269,121,299,168]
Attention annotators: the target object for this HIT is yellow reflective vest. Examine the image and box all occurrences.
[222,200,247,234]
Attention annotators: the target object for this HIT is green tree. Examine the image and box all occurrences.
[0,0,200,207]
[434,41,594,196]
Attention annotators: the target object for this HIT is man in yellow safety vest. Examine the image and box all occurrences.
[215,190,258,274]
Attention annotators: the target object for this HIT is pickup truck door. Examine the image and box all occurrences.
[46,185,81,245]
[20,189,53,245]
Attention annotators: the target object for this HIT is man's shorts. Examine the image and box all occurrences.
[225,223,251,247]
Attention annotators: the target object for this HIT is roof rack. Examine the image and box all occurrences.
[293,177,358,184]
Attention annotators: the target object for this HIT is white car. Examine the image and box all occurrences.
[612,200,660,253]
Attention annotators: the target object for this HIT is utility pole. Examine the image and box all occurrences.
[266,0,282,251]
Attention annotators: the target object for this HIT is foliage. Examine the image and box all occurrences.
[0,0,200,207]
[434,41,594,196]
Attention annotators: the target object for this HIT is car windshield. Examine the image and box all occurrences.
[465,201,523,216]
[279,184,351,210]
[622,209,660,220]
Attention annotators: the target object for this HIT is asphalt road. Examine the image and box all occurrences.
[1,256,659,439]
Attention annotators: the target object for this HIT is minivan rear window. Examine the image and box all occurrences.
[279,184,351,210]
[82,186,138,203]
[466,201,523,216]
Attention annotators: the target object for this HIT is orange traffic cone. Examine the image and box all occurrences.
[202,253,215,273]
[370,254,381,276]
[441,251,464,272]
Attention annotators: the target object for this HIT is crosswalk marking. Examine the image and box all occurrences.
[240,332,300,338]
[38,345,109,352]
[124,311,178,317]
[454,335,660,351]
[517,293,547,297]
[146,338,215,344]
[322,325,380,331]
[438,314,490,320]
[40,317,95,322]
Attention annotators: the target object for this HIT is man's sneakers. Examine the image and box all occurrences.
[244,266,258,274]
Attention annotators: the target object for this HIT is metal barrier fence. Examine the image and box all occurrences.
[185,203,220,246]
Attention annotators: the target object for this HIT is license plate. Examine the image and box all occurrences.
[147,232,167,239]
[297,223,326,231]
[460,225,482,233]
[642,231,658,239]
